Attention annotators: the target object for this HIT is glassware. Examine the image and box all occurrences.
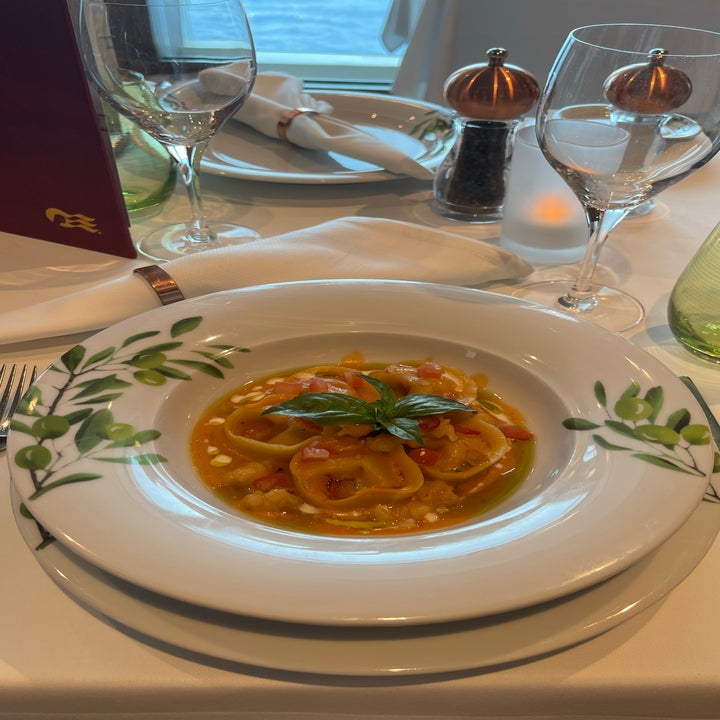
[513,24,720,332]
[102,100,177,213]
[500,123,587,264]
[79,0,259,261]
[668,220,720,361]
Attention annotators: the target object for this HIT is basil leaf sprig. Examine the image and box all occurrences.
[261,374,475,444]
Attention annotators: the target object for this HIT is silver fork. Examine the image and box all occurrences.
[0,364,38,452]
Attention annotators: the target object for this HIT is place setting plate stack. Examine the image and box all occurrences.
[7,279,720,676]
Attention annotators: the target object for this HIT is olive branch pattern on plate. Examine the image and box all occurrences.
[13,338,720,550]
[563,380,720,503]
[11,315,247,547]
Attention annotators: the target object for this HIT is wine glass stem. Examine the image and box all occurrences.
[559,206,629,311]
[166,143,213,244]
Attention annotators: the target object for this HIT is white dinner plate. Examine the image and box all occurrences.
[11,482,720,676]
[8,280,714,625]
[201,92,457,183]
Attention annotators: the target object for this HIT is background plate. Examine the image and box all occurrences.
[201,92,456,183]
[11,483,720,676]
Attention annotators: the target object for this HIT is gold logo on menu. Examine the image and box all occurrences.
[45,207,100,234]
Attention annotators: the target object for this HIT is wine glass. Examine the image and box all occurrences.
[514,24,720,332]
[79,0,260,261]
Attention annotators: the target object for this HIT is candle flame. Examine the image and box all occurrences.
[529,194,576,225]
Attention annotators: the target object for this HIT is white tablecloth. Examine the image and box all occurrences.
[2,153,720,719]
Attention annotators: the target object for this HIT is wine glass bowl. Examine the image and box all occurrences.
[80,0,260,261]
[514,24,720,332]
[542,117,633,207]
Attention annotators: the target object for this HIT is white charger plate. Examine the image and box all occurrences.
[201,92,456,183]
[8,280,714,625]
[11,482,720,676]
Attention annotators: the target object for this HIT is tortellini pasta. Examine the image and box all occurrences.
[190,356,534,535]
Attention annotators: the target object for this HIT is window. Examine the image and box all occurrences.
[88,0,417,92]
[241,0,412,91]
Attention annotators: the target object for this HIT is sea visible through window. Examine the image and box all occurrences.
[243,0,393,55]
[241,0,404,88]
[185,0,405,88]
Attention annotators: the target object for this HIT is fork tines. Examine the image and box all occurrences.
[0,363,38,432]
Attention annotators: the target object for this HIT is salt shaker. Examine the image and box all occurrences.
[432,48,539,222]
[668,220,720,362]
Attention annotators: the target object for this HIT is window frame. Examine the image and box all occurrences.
[255,51,402,92]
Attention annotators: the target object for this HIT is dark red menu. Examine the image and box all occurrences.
[0,0,136,258]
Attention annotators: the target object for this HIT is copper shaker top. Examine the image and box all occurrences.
[604,48,692,114]
[443,48,540,120]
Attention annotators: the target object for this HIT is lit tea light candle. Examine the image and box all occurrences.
[529,193,578,225]
[500,125,588,264]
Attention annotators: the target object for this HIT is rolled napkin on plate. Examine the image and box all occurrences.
[0,217,532,345]
[200,69,435,180]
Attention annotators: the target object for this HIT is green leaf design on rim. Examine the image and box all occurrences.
[564,380,719,503]
[11,316,250,547]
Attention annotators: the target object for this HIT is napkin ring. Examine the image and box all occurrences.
[133,265,185,305]
[277,108,317,143]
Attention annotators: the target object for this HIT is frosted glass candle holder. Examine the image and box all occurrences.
[500,124,588,264]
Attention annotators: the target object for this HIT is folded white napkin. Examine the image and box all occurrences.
[200,70,435,180]
[0,218,531,345]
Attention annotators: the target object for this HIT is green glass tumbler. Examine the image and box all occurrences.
[668,220,720,362]
[103,101,176,213]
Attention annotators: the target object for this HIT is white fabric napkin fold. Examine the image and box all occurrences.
[200,70,435,180]
[1,218,532,345]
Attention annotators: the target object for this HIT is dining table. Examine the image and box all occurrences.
[3,137,720,720]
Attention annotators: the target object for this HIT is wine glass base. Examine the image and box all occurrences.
[512,280,645,333]
[136,222,262,262]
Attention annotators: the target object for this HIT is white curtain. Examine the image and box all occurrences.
[392,0,720,104]
[381,0,426,52]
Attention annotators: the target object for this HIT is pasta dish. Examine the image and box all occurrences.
[190,353,534,535]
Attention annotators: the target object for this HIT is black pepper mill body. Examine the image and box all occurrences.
[432,49,539,223]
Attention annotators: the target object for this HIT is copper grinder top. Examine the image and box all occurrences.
[443,48,540,120]
[604,48,692,114]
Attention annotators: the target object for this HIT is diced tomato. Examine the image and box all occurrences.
[418,416,441,432]
[308,377,330,392]
[407,447,441,466]
[301,442,331,461]
[416,361,443,379]
[455,424,481,436]
[273,380,304,396]
[252,473,290,492]
[500,424,534,441]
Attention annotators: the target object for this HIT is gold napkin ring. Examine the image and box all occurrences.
[277,108,317,143]
[133,265,185,306]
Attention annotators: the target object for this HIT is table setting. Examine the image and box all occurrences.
[4,4,720,718]
[200,71,454,183]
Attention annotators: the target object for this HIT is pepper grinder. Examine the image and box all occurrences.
[432,48,539,223]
